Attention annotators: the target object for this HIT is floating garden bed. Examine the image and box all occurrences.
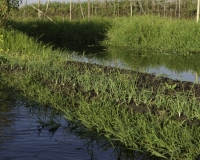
[1,58,200,159]
[1,24,200,160]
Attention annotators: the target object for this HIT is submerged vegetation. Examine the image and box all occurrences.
[1,27,200,159]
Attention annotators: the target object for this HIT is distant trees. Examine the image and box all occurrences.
[0,0,22,27]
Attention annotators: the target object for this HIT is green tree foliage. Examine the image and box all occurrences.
[0,0,22,27]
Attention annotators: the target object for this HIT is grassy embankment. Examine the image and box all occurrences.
[1,19,200,159]
[11,15,200,76]
[103,16,200,54]
[10,15,200,55]
[10,17,111,48]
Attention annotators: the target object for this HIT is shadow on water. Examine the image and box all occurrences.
[10,19,200,83]
[0,82,160,160]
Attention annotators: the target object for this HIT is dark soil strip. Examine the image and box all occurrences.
[1,61,200,126]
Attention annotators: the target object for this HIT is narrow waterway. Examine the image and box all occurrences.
[1,44,200,159]
[0,87,125,160]
[67,45,200,83]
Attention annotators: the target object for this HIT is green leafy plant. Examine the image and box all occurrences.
[165,82,177,90]
[0,0,22,27]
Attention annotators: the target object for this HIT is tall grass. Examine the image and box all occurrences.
[104,16,200,54]
[9,15,200,55]
[10,17,111,48]
[1,26,200,159]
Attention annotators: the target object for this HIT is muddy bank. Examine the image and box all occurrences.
[1,61,200,127]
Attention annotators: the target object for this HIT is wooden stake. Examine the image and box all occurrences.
[130,0,132,17]
[38,0,41,19]
[45,0,50,14]
[88,0,90,21]
[70,0,72,22]
[197,0,200,23]
[178,0,181,18]
[79,0,85,19]
[31,6,57,25]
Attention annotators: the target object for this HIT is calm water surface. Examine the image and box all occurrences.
[0,88,130,160]
[1,45,200,160]
[68,46,200,83]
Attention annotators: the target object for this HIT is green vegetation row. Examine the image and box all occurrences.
[10,17,111,48]
[104,16,200,54]
[10,16,200,54]
[0,0,21,27]
[17,0,197,20]
[1,27,200,159]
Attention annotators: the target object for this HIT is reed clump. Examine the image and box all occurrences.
[1,27,200,159]
[10,17,111,48]
[104,16,200,55]
[11,15,200,55]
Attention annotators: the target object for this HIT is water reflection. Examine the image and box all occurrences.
[68,45,200,83]
[0,87,156,160]
[0,90,112,159]
[0,87,17,147]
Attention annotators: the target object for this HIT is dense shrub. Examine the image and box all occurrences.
[0,0,22,27]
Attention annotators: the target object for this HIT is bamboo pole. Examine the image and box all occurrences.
[45,0,50,19]
[137,0,147,16]
[130,0,133,17]
[114,2,116,17]
[178,0,181,18]
[79,0,85,19]
[38,0,41,19]
[175,0,177,17]
[197,0,200,23]
[70,0,72,22]
[163,0,166,17]
[31,6,57,25]
[195,72,199,83]
[88,0,90,21]
[92,2,93,16]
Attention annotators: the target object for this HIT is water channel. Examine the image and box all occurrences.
[0,86,132,160]
[1,45,200,159]
[0,84,153,160]
[67,45,200,83]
